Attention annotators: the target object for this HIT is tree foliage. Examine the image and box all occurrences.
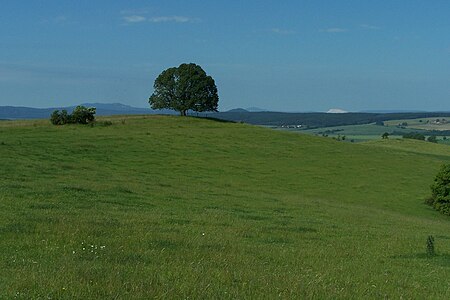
[149,63,219,116]
[402,132,425,141]
[50,109,69,125]
[427,164,450,216]
[71,106,96,124]
[427,136,438,143]
[50,106,96,125]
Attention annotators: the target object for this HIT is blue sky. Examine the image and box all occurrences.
[1,0,449,112]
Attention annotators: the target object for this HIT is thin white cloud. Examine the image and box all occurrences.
[271,28,295,35]
[148,16,196,23]
[41,15,69,24]
[122,15,146,23]
[120,8,150,15]
[54,16,68,23]
[360,24,381,30]
[321,27,347,33]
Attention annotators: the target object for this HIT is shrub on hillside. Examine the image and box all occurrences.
[402,132,425,141]
[50,106,96,125]
[427,136,438,143]
[71,106,96,124]
[50,109,70,125]
[427,164,450,216]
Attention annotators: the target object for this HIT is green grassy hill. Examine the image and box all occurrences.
[1,116,449,298]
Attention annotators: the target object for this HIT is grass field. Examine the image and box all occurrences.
[1,115,450,298]
[297,123,404,142]
[384,117,450,131]
[298,122,450,143]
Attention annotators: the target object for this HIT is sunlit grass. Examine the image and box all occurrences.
[1,115,449,298]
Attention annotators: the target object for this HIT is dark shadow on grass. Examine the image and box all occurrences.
[191,116,237,123]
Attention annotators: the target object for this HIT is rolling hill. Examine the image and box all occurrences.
[0,115,449,298]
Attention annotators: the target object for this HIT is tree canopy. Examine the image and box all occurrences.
[427,164,450,216]
[149,63,219,116]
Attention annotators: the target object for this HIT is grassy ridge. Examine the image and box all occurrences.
[1,116,450,298]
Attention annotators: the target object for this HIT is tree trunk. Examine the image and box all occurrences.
[180,110,187,116]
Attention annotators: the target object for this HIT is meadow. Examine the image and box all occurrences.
[299,121,450,144]
[384,117,450,131]
[1,115,450,298]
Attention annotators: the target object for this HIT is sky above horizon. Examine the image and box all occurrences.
[1,0,449,112]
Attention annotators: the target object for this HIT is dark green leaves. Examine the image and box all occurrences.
[149,63,219,116]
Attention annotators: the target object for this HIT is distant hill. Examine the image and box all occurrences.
[226,108,249,113]
[0,103,175,120]
[246,107,268,112]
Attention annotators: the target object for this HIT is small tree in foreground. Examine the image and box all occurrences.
[149,63,219,116]
[426,164,450,216]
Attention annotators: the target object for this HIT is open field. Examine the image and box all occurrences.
[1,115,450,298]
[294,123,407,142]
[385,117,450,131]
[296,122,450,143]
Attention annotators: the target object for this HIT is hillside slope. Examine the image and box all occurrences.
[0,116,449,298]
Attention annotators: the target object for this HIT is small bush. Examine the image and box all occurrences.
[427,136,438,143]
[71,106,96,124]
[50,106,96,125]
[403,132,425,141]
[50,109,71,125]
[426,235,435,257]
[427,164,450,215]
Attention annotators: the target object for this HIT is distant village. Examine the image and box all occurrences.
[279,124,303,129]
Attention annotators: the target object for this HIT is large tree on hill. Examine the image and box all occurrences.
[149,63,219,116]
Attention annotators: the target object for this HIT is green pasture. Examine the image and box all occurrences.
[298,123,407,142]
[298,122,450,143]
[1,116,450,298]
[385,117,450,131]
